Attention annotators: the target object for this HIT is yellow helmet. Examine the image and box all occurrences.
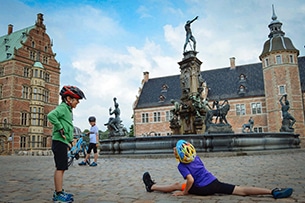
[176,140,196,163]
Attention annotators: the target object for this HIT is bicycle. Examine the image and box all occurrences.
[68,134,90,167]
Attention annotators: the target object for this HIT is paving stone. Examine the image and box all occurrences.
[0,149,304,202]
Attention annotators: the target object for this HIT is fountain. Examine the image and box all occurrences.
[99,16,300,155]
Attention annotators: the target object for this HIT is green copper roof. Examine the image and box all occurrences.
[0,25,35,62]
[33,61,44,69]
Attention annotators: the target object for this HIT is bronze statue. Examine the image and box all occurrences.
[104,97,128,137]
[279,94,296,132]
[242,117,254,133]
[183,16,198,52]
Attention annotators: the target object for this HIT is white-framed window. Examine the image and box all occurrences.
[141,113,149,123]
[21,112,28,125]
[276,55,282,64]
[165,111,172,121]
[236,104,246,115]
[153,112,161,122]
[289,55,294,63]
[23,67,30,77]
[33,88,37,100]
[22,86,29,99]
[254,127,263,133]
[31,107,37,125]
[251,102,262,114]
[265,58,269,67]
[279,85,286,95]
[20,136,27,149]
[0,66,4,76]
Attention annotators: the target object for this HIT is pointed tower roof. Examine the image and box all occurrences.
[260,5,299,59]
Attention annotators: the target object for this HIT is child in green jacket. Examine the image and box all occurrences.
[48,86,85,202]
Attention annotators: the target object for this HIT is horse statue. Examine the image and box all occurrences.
[242,117,254,133]
[205,100,230,125]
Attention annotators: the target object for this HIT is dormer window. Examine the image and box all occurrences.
[5,45,10,51]
[161,84,169,92]
[238,85,246,96]
[239,74,246,81]
[159,94,166,102]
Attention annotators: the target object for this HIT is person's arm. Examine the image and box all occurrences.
[172,174,194,196]
[189,16,198,24]
[96,132,99,146]
[279,94,286,105]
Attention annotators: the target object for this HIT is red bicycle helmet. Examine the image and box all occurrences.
[60,85,86,100]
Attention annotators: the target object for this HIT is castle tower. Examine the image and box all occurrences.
[259,5,305,135]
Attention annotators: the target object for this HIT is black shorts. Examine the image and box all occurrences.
[52,140,69,170]
[189,179,235,196]
[87,143,97,154]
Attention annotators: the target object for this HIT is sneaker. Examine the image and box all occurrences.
[142,172,155,192]
[78,161,86,166]
[53,190,73,199]
[62,190,73,198]
[272,188,293,199]
[53,192,74,202]
[90,162,97,167]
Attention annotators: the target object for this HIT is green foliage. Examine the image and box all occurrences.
[129,124,134,137]
[99,129,109,140]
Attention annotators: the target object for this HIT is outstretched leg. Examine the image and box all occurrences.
[233,186,293,198]
[143,172,183,193]
[233,186,271,196]
[151,182,182,193]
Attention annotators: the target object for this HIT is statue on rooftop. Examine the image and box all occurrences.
[183,16,198,52]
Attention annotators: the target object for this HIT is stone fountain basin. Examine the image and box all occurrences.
[99,132,300,155]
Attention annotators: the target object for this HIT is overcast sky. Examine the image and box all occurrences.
[1,0,305,132]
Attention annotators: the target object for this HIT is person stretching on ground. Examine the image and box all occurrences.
[143,140,293,199]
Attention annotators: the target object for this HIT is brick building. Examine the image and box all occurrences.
[133,8,305,139]
[0,13,60,153]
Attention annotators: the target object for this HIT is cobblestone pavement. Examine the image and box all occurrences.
[0,149,304,203]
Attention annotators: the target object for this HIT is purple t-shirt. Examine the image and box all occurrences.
[178,156,216,187]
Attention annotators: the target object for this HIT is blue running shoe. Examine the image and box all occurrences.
[53,192,74,202]
[90,162,97,167]
[272,188,293,199]
[78,161,86,166]
[53,190,74,199]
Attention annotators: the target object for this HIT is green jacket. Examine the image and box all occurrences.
[47,102,74,145]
